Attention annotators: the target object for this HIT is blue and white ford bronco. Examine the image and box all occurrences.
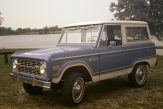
[10,21,157,106]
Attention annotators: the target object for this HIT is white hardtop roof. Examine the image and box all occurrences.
[64,20,147,28]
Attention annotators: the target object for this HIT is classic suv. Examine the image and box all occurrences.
[10,21,157,106]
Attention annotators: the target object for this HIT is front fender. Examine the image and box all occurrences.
[52,60,94,83]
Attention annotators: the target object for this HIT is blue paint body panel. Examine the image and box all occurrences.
[11,41,156,81]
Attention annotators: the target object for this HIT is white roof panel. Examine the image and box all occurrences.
[64,20,147,28]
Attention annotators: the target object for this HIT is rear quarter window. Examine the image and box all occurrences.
[126,27,149,42]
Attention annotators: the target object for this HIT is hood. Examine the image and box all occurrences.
[11,45,94,61]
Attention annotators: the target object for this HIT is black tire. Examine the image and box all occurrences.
[62,73,85,106]
[23,83,43,95]
[128,64,147,87]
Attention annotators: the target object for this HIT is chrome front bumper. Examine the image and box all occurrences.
[10,73,51,88]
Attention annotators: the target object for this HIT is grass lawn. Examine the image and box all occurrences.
[0,55,163,109]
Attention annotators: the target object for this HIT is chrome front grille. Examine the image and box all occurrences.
[17,59,41,76]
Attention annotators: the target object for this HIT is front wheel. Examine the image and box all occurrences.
[62,73,85,106]
[128,64,147,87]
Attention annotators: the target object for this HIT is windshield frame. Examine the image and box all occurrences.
[58,25,102,45]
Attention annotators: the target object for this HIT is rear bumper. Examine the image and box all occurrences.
[10,73,51,88]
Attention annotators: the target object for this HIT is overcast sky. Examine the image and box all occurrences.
[0,0,117,29]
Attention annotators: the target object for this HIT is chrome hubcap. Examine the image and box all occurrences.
[72,78,84,103]
[136,65,147,85]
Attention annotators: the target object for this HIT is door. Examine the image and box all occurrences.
[98,25,130,79]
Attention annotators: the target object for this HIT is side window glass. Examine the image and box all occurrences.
[99,25,122,47]
[112,26,122,46]
[114,29,121,41]
[126,27,149,42]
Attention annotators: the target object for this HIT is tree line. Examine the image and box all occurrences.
[0,26,62,36]
[110,0,163,39]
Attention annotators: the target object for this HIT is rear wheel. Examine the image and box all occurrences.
[128,64,147,87]
[23,83,43,95]
[62,73,85,106]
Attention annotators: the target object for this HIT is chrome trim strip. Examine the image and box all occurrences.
[96,68,132,82]
[52,46,155,61]
[95,65,132,75]
[10,73,51,88]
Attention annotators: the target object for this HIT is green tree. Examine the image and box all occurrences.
[110,0,163,37]
[0,12,3,25]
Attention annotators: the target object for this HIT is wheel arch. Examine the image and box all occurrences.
[132,57,157,69]
[61,65,93,82]
[134,61,150,67]
[52,60,94,84]
[132,61,150,72]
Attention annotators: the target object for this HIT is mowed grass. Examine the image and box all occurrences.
[0,55,163,109]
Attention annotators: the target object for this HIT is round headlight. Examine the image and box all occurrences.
[40,62,46,74]
[12,59,18,70]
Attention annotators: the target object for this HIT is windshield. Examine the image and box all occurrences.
[59,25,101,44]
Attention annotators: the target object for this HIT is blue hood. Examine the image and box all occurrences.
[11,45,95,61]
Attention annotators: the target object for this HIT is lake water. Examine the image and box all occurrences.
[0,34,60,49]
[0,34,163,55]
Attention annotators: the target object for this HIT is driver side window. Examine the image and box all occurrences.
[99,25,122,47]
